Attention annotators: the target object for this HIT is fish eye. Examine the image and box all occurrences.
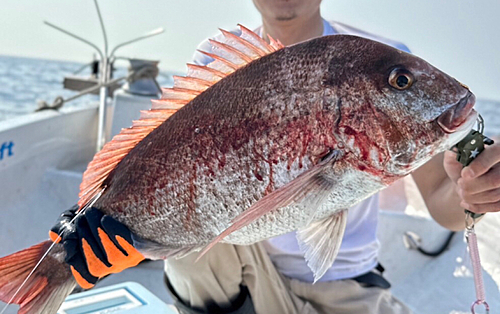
[388,68,414,90]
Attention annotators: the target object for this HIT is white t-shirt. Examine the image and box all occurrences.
[192,19,410,283]
[192,19,410,65]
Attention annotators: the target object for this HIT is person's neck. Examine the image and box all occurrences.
[261,11,323,46]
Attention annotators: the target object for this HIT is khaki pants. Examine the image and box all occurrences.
[165,243,412,314]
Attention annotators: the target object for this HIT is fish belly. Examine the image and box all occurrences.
[223,167,386,245]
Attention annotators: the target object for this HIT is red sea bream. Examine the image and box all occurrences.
[0,25,477,313]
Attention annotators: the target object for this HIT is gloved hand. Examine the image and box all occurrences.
[50,206,145,289]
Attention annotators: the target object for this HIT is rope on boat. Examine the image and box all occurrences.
[403,230,456,257]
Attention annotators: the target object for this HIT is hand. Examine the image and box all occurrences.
[50,206,145,289]
[444,139,500,214]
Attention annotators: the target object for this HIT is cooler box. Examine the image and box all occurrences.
[58,282,176,314]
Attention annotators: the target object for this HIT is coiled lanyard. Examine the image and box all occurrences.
[452,114,494,314]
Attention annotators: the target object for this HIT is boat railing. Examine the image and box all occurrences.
[41,0,164,152]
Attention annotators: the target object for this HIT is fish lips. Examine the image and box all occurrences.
[437,91,476,133]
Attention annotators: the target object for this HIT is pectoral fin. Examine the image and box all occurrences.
[297,210,347,283]
[197,150,342,260]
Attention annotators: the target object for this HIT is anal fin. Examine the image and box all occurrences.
[297,210,348,283]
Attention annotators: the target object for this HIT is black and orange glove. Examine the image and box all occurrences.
[50,206,145,289]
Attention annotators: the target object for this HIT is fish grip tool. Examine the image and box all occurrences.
[451,114,493,314]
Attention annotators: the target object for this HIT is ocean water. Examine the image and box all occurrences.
[0,55,173,121]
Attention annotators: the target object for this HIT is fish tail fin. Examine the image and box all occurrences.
[0,241,76,314]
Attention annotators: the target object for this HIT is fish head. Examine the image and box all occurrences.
[321,35,476,176]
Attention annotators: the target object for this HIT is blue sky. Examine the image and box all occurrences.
[1,0,499,100]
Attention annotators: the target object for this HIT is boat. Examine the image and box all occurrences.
[0,2,499,313]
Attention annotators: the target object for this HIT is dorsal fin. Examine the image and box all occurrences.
[78,25,285,208]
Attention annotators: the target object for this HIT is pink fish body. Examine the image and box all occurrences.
[0,26,476,313]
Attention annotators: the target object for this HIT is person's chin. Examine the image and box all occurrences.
[275,13,297,21]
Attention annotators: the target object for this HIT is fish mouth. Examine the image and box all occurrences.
[437,91,476,133]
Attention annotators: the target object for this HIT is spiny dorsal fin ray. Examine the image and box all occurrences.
[219,28,267,57]
[209,39,254,64]
[197,50,239,72]
[78,25,284,208]
[172,75,212,90]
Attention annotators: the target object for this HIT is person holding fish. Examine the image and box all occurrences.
[1,1,499,314]
[160,1,500,313]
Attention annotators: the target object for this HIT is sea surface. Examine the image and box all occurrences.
[0,55,173,121]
